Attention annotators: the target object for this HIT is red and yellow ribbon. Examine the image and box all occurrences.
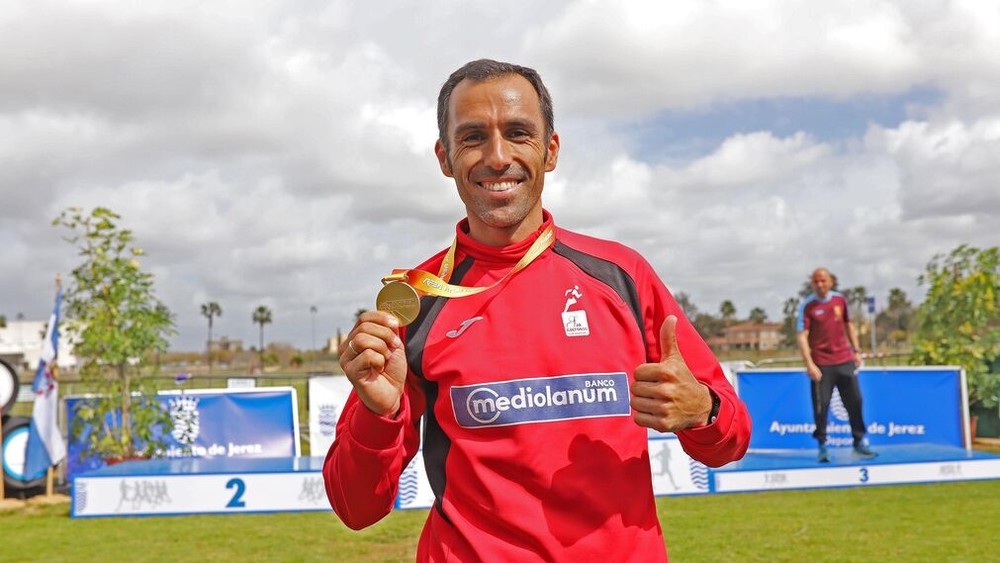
[381,225,555,298]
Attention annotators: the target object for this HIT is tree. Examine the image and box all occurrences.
[0,314,5,328]
[200,302,222,373]
[841,286,869,321]
[719,300,736,324]
[839,285,871,351]
[674,292,699,320]
[887,287,910,310]
[252,305,273,366]
[797,279,813,299]
[54,206,175,460]
[780,297,800,348]
[876,288,914,348]
[691,312,725,341]
[310,305,318,353]
[910,245,1000,408]
[748,307,768,323]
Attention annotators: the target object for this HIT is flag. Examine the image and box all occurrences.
[23,287,67,480]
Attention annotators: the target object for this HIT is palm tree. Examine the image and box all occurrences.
[842,286,869,319]
[878,288,915,348]
[719,300,736,324]
[841,285,870,348]
[780,297,801,348]
[252,305,273,366]
[310,305,318,353]
[748,307,768,323]
[200,302,222,373]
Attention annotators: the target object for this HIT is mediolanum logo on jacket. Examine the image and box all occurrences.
[451,373,630,428]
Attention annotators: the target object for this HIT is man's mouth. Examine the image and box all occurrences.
[479,180,521,192]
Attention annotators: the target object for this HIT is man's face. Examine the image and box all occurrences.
[435,74,559,246]
[812,270,833,298]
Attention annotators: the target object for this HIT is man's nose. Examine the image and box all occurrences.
[483,133,513,170]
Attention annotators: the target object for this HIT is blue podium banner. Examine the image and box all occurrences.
[737,367,966,450]
[66,387,300,478]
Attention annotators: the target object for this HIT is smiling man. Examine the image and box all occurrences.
[324,59,752,562]
[433,68,558,246]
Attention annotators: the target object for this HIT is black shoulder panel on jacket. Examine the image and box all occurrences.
[402,254,475,524]
[552,240,646,349]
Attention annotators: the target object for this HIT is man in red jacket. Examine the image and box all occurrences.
[324,58,752,562]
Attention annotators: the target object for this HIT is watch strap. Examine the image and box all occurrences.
[707,388,721,425]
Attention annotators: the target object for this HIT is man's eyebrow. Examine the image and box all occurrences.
[452,118,539,137]
[503,118,539,132]
[453,121,486,137]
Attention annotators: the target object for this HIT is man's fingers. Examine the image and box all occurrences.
[659,315,680,363]
[357,309,401,329]
[631,379,674,399]
[633,315,683,383]
[630,395,671,416]
[341,314,402,360]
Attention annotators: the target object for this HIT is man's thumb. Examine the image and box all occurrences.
[659,315,680,362]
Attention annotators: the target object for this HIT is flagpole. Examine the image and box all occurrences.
[45,276,61,500]
[25,275,69,506]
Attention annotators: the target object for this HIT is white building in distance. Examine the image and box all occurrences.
[0,320,77,372]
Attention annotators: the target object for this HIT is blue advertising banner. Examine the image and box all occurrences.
[737,367,965,450]
[65,387,299,478]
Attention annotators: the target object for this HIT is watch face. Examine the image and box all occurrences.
[708,390,721,425]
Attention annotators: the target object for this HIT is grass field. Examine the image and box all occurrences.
[4,477,999,562]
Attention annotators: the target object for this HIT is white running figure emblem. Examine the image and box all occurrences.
[564,285,583,312]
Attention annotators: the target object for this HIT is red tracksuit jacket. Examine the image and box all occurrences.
[324,212,751,561]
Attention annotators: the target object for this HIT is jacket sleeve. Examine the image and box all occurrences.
[322,376,424,529]
[637,261,752,468]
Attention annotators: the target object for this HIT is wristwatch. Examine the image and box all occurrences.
[707,388,721,425]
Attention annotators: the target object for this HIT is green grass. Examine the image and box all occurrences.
[663,481,1000,562]
[4,478,999,562]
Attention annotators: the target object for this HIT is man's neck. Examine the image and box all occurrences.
[466,211,544,247]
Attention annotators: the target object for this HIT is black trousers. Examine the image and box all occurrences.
[811,360,867,446]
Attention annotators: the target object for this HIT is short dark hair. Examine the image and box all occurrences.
[436,59,555,152]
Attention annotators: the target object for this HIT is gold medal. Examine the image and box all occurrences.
[376,281,421,326]
[377,225,555,326]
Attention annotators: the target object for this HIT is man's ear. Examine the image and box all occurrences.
[544,132,560,172]
[434,140,453,178]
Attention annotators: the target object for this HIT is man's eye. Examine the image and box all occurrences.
[462,133,484,143]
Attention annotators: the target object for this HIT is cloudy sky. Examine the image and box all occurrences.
[2,0,998,352]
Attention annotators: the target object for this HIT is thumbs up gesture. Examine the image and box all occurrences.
[630,315,714,432]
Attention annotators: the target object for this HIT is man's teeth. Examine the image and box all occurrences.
[482,181,519,192]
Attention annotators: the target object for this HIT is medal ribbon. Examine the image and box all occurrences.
[381,225,555,298]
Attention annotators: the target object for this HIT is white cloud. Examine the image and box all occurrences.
[1,0,998,351]
[874,117,1000,220]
